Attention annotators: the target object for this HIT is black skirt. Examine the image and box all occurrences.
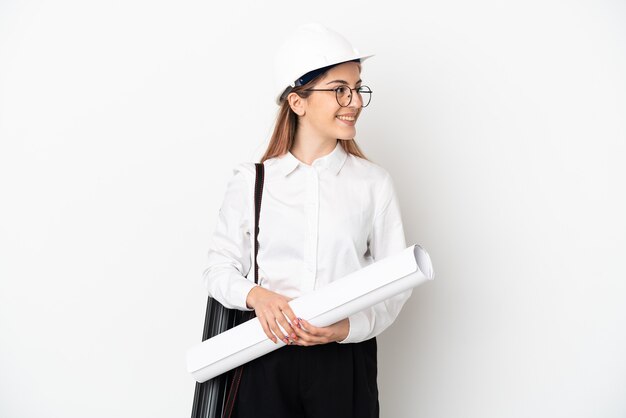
[233,337,379,418]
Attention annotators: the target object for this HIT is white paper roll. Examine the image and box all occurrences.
[187,244,434,383]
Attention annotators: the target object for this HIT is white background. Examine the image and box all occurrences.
[1,1,625,417]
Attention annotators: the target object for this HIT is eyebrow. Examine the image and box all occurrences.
[325,79,362,85]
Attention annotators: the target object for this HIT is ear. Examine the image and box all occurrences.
[287,92,306,117]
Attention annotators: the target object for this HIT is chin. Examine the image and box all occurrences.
[336,129,356,140]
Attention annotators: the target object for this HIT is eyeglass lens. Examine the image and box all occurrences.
[336,86,372,107]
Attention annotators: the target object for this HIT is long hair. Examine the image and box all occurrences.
[260,68,370,163]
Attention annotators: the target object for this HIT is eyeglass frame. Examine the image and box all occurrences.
[303,85,373,108]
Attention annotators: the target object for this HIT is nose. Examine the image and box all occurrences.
[348,89,363,108]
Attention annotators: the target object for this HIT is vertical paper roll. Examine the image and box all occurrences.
[187,244,434,383]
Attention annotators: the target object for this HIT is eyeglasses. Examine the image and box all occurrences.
[304,85,373,107]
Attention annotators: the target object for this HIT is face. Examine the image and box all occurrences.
[295,61,365,142]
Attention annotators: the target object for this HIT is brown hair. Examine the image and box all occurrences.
[259,68,370,163]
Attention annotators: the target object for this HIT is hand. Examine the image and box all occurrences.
[246,286,298,345]
[291,317,350,346]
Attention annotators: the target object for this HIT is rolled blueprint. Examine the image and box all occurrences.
[187,243,434,383]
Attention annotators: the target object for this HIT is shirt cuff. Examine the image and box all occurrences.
[337,310,370,344]
[229,277,257,311]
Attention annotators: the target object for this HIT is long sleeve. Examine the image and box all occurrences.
[338,172,411,344]
[201,163,257,311]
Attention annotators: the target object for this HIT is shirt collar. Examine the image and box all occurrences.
[277,140,348,177]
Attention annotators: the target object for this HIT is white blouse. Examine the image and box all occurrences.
[202,140,411,344]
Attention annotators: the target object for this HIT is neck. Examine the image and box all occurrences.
[290,134,338,166]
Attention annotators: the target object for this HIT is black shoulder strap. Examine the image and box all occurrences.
[253,163,264,285]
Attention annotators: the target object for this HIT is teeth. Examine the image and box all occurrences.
[337,115,355,121]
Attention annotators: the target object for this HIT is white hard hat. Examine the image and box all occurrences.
[273,23,374,105]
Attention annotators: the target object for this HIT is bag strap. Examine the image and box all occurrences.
[253,162,264,285]
[222,162,264,418]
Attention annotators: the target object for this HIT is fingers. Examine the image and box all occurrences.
[297,318,324,336]
[279,304,298,332]
[258,308,288,344]
[255,307,288,344]
[256,313,278,344]
[250,287,301,344]
[256,308,297,345]
[274,309,297,342]
[292,318,332,346]
[267,315,288,344]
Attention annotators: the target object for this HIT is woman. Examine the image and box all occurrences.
[203,23,411,418]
